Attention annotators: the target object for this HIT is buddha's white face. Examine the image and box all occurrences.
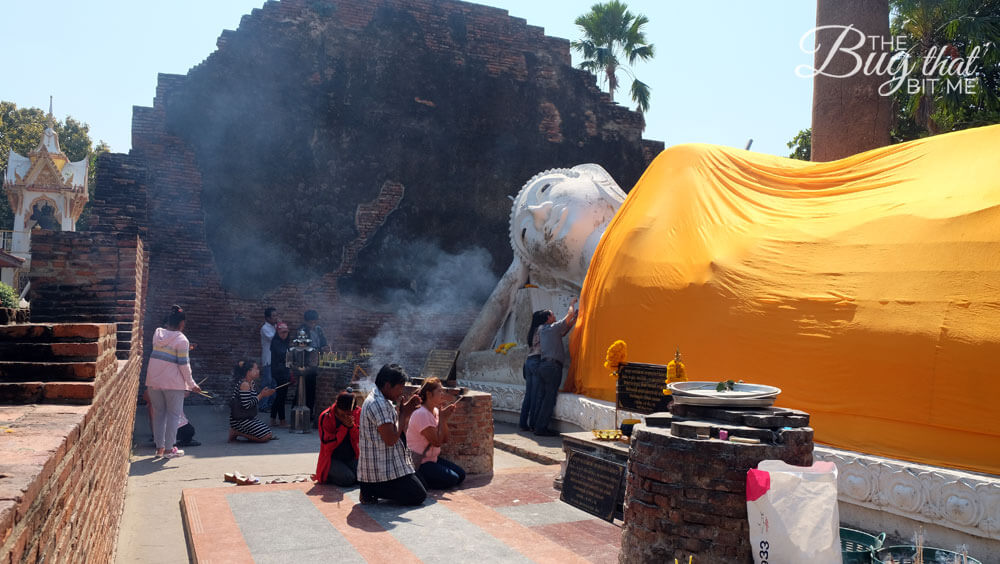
[510,164,626,290]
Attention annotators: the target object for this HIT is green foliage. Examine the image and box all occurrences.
[0,101,104,229]
[889,0,1000,141]
[716,379,737,392]
[791,1,1000,150]
[0,281,17,308]
[572,1,655,113]
[787,128,812,160]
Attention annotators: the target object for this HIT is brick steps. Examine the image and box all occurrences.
[0,381,95,403]
[0,323,116,405]
[0,362,102,381]
[0,342,103,362]
[0,323,114,343]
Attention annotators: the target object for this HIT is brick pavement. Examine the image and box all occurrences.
[182,463,620,563]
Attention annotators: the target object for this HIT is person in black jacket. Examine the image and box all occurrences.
[269,323,292,427]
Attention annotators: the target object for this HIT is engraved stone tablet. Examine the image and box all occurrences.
[560,450,625,522]
[616,362,672,414]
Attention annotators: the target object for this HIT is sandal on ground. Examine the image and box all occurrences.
[228,429,238,442]
[164,447,185,459]
[268,478,289,484]
[291,477,307,483]
[224,472,240,483]
[268,434,280,441]
[234,473,260,486]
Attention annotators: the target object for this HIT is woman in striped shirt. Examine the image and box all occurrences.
[229,360,277,442]
[146,305,201,458]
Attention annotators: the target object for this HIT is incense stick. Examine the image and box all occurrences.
[273,382,291,390]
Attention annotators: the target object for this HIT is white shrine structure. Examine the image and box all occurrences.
[2,100,89,289]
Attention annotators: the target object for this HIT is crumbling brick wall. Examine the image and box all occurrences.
[128,0,663,399]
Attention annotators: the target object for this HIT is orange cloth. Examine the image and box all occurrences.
[570,124,1000,475]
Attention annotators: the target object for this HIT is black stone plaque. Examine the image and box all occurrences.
[560,450,625,522]
[420,349,459,382]
[616,362,672,415]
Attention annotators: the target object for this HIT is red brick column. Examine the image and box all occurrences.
[439,390,493,474]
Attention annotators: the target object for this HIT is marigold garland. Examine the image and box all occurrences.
[604,340,627,378]
[494,342,516,354]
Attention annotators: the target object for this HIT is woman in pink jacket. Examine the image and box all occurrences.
[146,305,201,458]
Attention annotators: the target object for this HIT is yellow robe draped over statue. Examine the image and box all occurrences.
[570,124,1000,475]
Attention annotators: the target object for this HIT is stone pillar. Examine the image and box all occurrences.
[811,0,891,161]
[620,406,813,563]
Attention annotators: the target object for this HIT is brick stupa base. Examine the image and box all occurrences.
[620,405,814,563]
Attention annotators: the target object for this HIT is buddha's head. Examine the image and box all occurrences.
[509,164,626,290]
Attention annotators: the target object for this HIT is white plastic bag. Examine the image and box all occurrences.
[746,460,842,564]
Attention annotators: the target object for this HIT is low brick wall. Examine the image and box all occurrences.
[0,324,141,563]
[620,413,813,563]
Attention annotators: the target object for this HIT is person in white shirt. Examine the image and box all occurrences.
[259,307,278,411]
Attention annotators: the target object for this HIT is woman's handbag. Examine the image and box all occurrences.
[230,390,258,420]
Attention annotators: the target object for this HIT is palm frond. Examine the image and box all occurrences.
[630,79,651,113]
[628,44,655,65]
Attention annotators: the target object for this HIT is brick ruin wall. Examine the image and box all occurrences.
[0,152,149,563]
[129,0,664,402]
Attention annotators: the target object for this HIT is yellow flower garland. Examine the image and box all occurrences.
[494,342,516,354]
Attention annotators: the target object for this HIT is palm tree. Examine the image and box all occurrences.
[890,0,1000,138]
[572,1,655,113]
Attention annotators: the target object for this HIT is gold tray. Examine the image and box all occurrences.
[592,429,622,441]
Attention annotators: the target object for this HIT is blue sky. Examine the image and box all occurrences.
[3,1,816,158]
